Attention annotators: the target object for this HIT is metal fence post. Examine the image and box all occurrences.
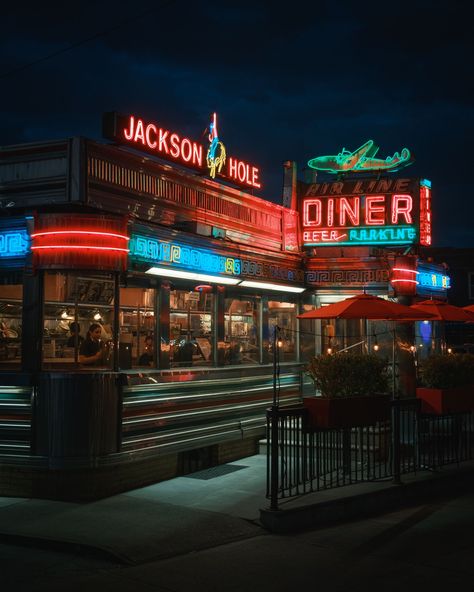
[392,400,402,484]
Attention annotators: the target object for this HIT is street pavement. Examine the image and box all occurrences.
[1,454,473,591]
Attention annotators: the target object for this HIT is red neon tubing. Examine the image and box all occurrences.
[31,230,129,241]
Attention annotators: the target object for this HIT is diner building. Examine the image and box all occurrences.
[0,114,449,499]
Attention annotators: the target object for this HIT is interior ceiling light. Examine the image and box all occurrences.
[238,280,306,293]
[146,266,240,285]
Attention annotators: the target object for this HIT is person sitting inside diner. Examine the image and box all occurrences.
[79,323,104,365]
[138,335,154,366]
[66,321,84,348]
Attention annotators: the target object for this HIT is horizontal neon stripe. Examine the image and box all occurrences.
[31,230,129,241]
[31,245,129,253]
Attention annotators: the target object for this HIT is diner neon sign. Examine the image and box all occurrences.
[302,193,418,246]
[103,112,261,190]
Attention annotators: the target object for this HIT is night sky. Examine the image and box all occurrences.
[1,1,473,247]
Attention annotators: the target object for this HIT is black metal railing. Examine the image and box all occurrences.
[266,400,474,510]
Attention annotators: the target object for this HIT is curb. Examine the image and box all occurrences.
[0,532,131,564]
[260,466,474,533]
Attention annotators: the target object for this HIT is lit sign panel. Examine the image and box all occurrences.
[103,112,261,190]
[129,234,241,277]
[0,229,29,259]
[301,178,430,247]
[417,264,450,292]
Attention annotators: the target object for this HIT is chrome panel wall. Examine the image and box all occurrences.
[121,364,303,454]
[35,372,120,459]
[0,384,32,455]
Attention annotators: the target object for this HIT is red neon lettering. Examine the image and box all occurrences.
[339,197,360,226]
[133,119,145,144]
[251,167,261,189]
[237,161,246,183]
[124,116,135,140]
[391,194,413,224]
[145,124,157,149]
[159,129,169,154]
[327,198,334,227]
[229,157,238,178]
[365,196,385,226]
[181,138,192,162]
[303,199,322,227]
[169,133,180,158]
[193,144,203,167]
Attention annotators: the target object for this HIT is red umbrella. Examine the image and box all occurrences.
[411,299,474,322]
[464,305,474,320]
[297,294,434,321]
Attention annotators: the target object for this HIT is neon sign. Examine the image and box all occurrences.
[206,112,226,179]
[417,264,450,292]
[0,229,29,258]
[103,112,261,190]
[307,140,414,174]
[419,180,432,246]
[302,193,417,246]
[129,234,241,276]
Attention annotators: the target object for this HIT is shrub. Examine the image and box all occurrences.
[419,353,474,389]
[306,353,390,398]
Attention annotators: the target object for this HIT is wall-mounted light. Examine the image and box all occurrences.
[238,280,305,293]
[93,311,102,321]
[146,266,240,285]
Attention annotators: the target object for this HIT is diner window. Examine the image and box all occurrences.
[42,272,115,370]
[224,295,260,365]
[119,286,156,369]
[170,288,214,367]
[269,299,297,362]
[0,281,22,368]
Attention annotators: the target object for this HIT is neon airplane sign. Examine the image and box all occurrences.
[308,140,414,175]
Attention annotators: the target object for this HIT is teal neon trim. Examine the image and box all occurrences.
[308,140,414,174]
[303,225,417,247]
[420,178,432,188]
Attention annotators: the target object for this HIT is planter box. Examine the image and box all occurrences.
[416,387,474,415]
[303,395,391,430]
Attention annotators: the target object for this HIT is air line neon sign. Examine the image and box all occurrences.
[302,193,417,246]
[103,112,261,190]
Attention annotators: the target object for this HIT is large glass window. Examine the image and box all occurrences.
[0,282,22,368]
[224,295,260,365]
[170,288,214,367]
[269,299,297,362]
[43,272,115,369]
[119,286,156,369]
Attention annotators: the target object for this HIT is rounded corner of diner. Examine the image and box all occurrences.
[0,120,446,500]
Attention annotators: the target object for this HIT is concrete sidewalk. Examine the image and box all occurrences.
[0,453,473,565]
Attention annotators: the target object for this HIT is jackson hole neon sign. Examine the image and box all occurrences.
[302,194,418,246]
[103,112,261,190]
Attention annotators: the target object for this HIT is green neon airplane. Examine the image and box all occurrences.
[307,140,414,174]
